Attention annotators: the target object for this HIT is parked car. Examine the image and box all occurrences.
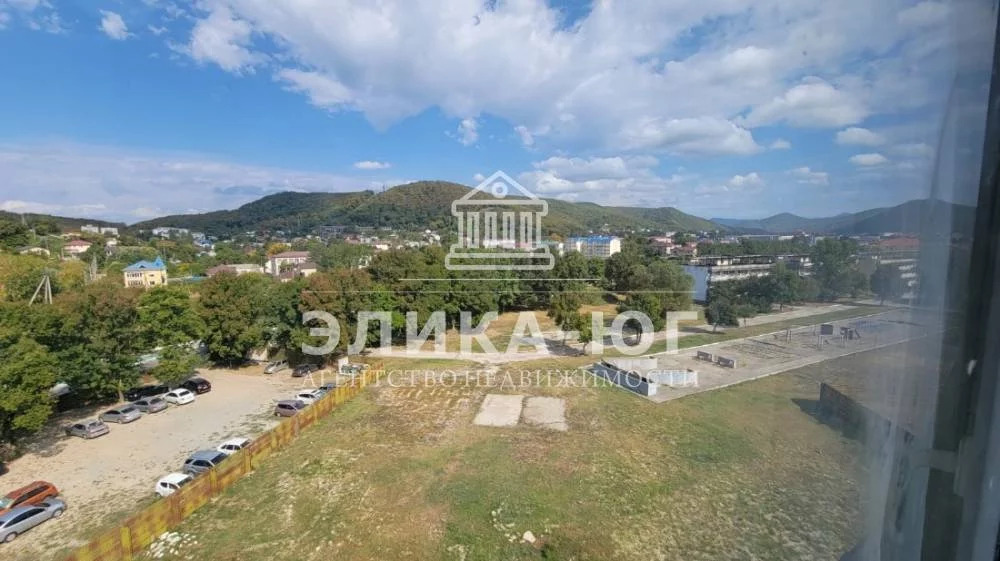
[216,437,251,456]
[264,360,289,374]
[99,405,142,424]
[0,498,65,543]
[154,473,192,497]
[164,389,195,405]
[291,363,321,377]
[0,482,60,516]
[294,390,323,405]
[64,419,109,439]
[316,382,338,395]
[273,400,306,417]
[182,450,229,475]
[179,376,212,394]
[133,396,168,414]
[123,384,170,402]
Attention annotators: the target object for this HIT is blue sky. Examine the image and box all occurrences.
[0,0,991,223]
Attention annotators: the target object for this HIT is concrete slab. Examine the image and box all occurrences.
[522,397,567,431]
[473,394,525,427]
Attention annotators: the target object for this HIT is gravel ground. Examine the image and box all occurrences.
[2,366,316,561]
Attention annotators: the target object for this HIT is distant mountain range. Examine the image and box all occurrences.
[133,181,722,238]
[2,181,968,238]
[712,199,974,235]
[0,210,125,232]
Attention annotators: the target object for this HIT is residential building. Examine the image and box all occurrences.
[266,251,311,276]
[100,226,119,236]
[151,226,190,238]
[123,257,168,288]
[63,239,92,258]
[277,262,319,283]
[206,264,265,277]
[683,254,812,302]
[566,235,622,258]
[19,247,50,257]
[81,224,100,235]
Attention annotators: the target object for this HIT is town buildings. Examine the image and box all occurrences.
[123,257,168,288]
[566,235,622,258]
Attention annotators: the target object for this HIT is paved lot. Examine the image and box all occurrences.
[2,366,319,561]
[638,308,934,403]
[473,394,525,427]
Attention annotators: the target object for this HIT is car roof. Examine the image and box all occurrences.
[0,505,45,522]
[221,437,250,445]
[170,388,191,394]
[159,472,191,484]
[189,450,224,460]
[3,481,50,498]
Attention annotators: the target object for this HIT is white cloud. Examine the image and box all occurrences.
[353,160,391,170]
[518,154,691,207]
[770,139,791,150]
[472,172,486,183]
[159,0,981,155]
[618,117,761,156]
[0,142,380,222]
[728,172,764,189]
[148,24,167,36]
[835,127,885,146]
[0,11,9,29]
[180,5,263,73]
[787,167,829,185]
[456,118,478,146]
[514,125,534,147]
[899,1,950,28]
[742,78,868,128]
[891,142,934,157]
[98,10,130,40]
[849,153,890,166]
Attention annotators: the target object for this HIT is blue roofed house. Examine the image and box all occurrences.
[123,256,168,288]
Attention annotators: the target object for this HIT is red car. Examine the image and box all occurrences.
[0,481,60,516]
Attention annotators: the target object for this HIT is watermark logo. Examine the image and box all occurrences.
[445,170,555,271]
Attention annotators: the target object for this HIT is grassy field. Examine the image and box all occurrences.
[134,345,879,561]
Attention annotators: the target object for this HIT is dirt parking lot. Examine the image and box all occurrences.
[2,366,328,561]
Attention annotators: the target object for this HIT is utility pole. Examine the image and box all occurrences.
[29,273,52,305]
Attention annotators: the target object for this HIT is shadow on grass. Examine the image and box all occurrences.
[792,397,862,441]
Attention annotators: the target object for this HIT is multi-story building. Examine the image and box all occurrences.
[566,235,622,259]
[683,254,812,302]
[63,239,92,258]
[266,251,311,276]
[123,257,168,288]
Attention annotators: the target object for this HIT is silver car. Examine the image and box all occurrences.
[132,396,168,413]
[64,419,110,439]
[0,498,65,543]
[182,450,229,476]
[99,405,142,424]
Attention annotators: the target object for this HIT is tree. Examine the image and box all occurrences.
[0,333,57,444]
[58,280,144,401]
[810,238,861,301]
[705,298,738,331]
[198,273,272,365]
[0,255,50,302]
[138,286,206,384]
[871,265,904,304]
[735,303,756,327]
[0,219,30,250]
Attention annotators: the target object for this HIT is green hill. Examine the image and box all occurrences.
[711,199,972,234]
[134,181,728,237]
[0,210,125,233]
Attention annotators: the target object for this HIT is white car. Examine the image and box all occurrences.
[164,389,195,405]
[216,437,251,456]
[155,473,193,497]
[294,390,323,405]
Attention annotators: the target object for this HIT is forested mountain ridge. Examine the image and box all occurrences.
[134,181,727,237]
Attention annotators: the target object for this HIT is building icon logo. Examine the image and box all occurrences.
[445,171,555,271]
